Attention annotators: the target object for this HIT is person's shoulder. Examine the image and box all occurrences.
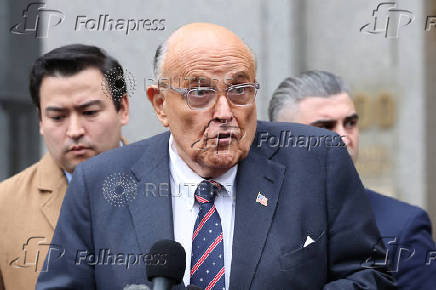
[366,189,427,218]
[0,159,40,189]
[0,159,40,205]
[365,189,431,236]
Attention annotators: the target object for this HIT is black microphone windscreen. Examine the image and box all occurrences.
[146,239,186,285]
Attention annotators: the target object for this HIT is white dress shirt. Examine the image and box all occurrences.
[64,171,72,184]
[169,134,237,289]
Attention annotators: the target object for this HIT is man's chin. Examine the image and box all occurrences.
[64,153,96,171]
[200,150,239,171]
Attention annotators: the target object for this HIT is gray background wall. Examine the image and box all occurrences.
[1,0,41,179]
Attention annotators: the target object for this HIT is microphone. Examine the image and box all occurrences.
[146,239,186,290]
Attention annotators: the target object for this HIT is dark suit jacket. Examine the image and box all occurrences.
[37,122,395,289]
[367,189,436,289]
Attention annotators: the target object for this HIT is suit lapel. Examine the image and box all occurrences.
[38,154,68,230]
[128,132,174,254]
[229,129,286,289]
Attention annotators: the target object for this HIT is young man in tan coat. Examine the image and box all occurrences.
[0,44,130,290]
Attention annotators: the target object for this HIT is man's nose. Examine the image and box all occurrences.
[66,115,85,139]
[213,94,233,122]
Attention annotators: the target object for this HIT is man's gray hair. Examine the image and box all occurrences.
[268,70,350,121]
[153,41,168,79]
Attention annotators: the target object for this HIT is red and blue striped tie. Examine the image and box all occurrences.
[190,180,226,290]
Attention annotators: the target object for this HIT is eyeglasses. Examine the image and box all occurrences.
[165,82,260,110]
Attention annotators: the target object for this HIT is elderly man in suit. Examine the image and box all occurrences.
[269,70,436,289]
[0,44,130,290]
[37,23,395,289]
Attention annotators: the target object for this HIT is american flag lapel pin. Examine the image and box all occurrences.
[256,192,268,207]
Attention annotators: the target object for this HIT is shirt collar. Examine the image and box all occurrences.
[168,134,237,209]
[63,170,72,184]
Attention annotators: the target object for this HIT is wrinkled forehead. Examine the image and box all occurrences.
[162,29,256,85]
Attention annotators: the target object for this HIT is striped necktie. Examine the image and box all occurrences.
[190,180,226,290]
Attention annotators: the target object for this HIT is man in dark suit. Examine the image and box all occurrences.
[269,70,436,289]
[37,23,395,289]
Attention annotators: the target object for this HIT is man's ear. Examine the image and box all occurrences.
[118,94,130,126]
[147,85,169,127]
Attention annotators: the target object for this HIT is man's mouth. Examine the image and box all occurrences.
[209,132,238,148]
[216,133,232,139]
[71,145,88,151]
[69,145,92,155]
[190,120,245,151]
[209,126,241,140]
